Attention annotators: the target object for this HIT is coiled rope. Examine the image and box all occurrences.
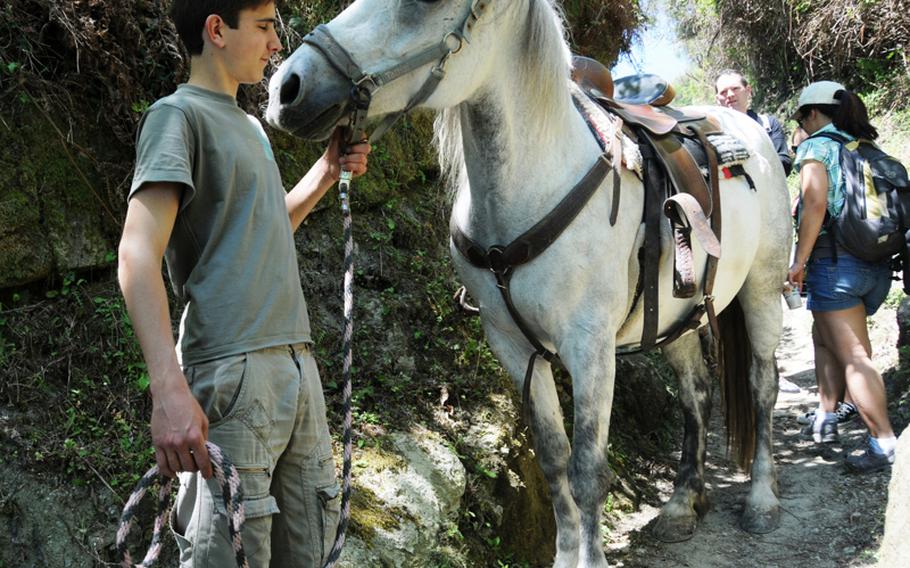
[116,441,247,568]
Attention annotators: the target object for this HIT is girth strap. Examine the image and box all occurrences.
[638,138,666,350]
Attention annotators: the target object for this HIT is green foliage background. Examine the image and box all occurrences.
[669,0,910,114]
[1,0,908,564]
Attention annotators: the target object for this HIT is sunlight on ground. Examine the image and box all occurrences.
[602,295,899,566]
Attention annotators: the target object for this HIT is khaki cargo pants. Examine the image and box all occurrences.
[170,343,340,567]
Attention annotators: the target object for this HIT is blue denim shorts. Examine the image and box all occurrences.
[805,253,892,315]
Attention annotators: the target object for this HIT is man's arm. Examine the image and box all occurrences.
[788,160,828,289]
[286,130,370,231]
[118,183,212,479]
[768,116,793,176]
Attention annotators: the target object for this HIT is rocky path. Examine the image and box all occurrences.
[602,295,899,568]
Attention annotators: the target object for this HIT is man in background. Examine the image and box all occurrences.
[715,69,800,394]
[715,69,793,176]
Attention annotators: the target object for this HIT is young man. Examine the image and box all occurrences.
[715,69,793,176]
[118,1,369,565]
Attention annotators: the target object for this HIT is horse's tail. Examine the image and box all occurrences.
[716,295,756,471]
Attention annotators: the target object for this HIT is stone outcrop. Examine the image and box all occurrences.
[878,430,910,567]
[0,113,116,289]
[338,429,467,567]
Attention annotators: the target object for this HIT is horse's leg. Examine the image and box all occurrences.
[562,341,615,568]
[651,331,712,542]
[736,278,783,533]
[528,358,582,568]
[485,330,580,568]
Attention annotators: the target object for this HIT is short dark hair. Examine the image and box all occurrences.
[800,89,878,141]
[714,69,749,92]
[170,0,274,56]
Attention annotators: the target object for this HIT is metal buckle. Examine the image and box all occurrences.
[349,84,373,109]
[354,74,380,91]
[487,246,510,276]
[443,32,464,54]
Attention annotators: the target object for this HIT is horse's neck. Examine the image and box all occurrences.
[452,83,603,245]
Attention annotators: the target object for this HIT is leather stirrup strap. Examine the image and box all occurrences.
[650,134,713,216]
[689,124,722,340]
[663,193,721,258]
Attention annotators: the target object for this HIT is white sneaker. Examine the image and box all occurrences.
[796,402,858,425]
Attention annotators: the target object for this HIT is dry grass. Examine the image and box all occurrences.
[672,0,910,111]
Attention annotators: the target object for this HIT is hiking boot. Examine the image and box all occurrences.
[796,402,858,425]
[801,418,839,443]
[845,441,895,473]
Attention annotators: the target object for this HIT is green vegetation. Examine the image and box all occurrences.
[670,0,910,113]
[1,277,153,492]
[3,0,907,565]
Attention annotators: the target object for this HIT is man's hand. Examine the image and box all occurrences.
[323,128,371,181]
[150,377,213,479]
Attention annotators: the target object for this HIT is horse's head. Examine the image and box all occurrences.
[265,0,515,140]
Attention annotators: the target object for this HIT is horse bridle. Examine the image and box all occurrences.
[300,0,490,142]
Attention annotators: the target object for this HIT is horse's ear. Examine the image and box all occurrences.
[203,14,227,49]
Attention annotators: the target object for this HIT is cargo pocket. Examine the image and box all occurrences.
[211,467,278,518]
[186,353,249,425]
[317,482,341,561]
[169,504,193,564]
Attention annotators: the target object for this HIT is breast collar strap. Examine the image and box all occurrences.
[450,142,614,354]
[302,0,491,143]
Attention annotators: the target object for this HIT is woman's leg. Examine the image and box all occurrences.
[812,305,894,439]
[811,321,844,414]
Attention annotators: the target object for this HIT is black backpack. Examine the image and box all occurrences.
[809,131,910,265]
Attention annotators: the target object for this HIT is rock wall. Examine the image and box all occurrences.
[878,430,910,567]
[880,297,910,566]
[0,109,117,288]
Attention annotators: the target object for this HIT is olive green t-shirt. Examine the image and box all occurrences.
[130,84,311,365]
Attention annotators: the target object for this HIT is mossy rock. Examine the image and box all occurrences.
[0,103,115,288]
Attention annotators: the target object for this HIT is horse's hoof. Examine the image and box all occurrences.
[651,511,698,543]
[740,506,781,534]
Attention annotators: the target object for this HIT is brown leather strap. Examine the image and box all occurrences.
[639,138,665,350]
[451,154,611,276]
[664,193,721,258]
[689,122,723,340]
[650,134,712,217]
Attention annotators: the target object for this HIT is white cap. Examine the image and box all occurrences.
[791,81,845,118]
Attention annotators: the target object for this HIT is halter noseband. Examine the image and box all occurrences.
[301,0,490,142]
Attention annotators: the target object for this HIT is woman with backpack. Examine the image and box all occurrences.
[787,80,897,473]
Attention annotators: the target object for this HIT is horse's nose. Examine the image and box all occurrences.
[279,72,302,106]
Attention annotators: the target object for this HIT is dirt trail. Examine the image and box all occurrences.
[603,295,898,568]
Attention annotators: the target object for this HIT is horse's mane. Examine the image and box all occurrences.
[434,0,573,194]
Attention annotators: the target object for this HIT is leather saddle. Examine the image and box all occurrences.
[571,55,738,350]
[571,56,706,136]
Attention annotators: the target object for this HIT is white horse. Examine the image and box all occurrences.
[266,1,791,566]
